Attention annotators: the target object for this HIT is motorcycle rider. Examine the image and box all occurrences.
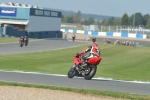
[73,37,100,73]
[72,34,76,41]
[20,36,24,43]
[24,36,28,42]
[24,36,29,46]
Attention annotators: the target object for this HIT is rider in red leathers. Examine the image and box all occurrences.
[20,36,24,43]
[73,37,100,72]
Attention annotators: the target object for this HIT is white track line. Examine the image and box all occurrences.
[1,40,149,84]
[0,70,150,84]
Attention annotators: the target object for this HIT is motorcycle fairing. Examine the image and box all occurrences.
[87,57,102,65]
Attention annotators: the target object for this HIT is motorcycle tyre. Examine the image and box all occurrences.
[20,43,23,47]
[25,43,28,46]
[68,67,76,78]
[84,65,97,80]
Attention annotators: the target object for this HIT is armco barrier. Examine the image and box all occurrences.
[61,29,147,39]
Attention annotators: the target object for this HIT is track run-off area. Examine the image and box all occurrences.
[0,38,150,96]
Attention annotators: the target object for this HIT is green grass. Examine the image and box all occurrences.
[0,37,20,43]
[0,43,150,99]
[0,81,149,100]
[0,37,36,43]
[0,43,150,82]
[61,27,84,30]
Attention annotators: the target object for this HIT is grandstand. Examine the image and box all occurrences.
[0,2,42,9]
[0,2,62,38]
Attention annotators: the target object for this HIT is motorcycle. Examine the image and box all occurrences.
[19,39,24,47]
[106,39,111,43]
[24,38,28,46]
[72,34,76,42]
[72,37,75,41]
[68,54,102,80]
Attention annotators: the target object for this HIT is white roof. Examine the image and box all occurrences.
[0,19,29,25]
[0,2,42,9]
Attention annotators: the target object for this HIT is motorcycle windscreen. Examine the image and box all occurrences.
[88,57,102,65]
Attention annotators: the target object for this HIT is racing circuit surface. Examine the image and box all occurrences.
[0,39,90,55]
[0,39,150,96]
[92,37,150,46]
[0,71,150,96]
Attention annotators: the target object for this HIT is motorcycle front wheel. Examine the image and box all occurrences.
[20,43,23,47]
[68,67,76,78]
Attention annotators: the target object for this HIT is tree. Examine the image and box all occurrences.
[114,18,121,25]
[146,18,150,29]
[87,17,95,25]
[107,17,114,25]
[129,14,134,26]
[62,12,74,23]
[100,19,107,25]
[121,13,129,26]
[135,13,144,26]
[62,15,74,23]
[62,16,69,23]
[61,14,64,22]
[81,19,88,25]
[96,18,100,25]
[67,16,74,23]
[143,14,150,27]
[129,13,144,27]
[74,10,82,23]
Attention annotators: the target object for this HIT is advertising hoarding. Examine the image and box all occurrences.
[0,7,17,17]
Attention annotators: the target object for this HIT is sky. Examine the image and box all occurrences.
[0,0,150,17]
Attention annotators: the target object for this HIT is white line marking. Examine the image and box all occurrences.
[0,70,150,84]
[1,40,149,84]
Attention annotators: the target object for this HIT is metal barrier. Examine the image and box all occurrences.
[61,29,147,39]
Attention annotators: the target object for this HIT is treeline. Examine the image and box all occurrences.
[61,10,150,28]
[61,10,95,25]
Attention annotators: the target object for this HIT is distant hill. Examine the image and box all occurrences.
[43,7,121,20]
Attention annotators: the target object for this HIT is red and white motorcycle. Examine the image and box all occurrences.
[19,38,24,47]
[68,54,102,80]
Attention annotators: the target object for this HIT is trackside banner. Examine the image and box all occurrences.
[0,7,17,17]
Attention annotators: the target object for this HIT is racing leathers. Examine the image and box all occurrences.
[24,36,28,43]
[73,42,100,71]
[20,36,24,43]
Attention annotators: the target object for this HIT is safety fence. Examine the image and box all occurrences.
[61,29,147,39]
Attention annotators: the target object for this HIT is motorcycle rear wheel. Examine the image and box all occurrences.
[84,65,97,80]
[25,43,28,46]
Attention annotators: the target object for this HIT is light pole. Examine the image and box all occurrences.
[133,13,135,29]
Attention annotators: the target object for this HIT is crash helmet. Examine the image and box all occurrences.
[92,36,96,42]
[75,53,80,58]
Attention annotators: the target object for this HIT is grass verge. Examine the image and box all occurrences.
[0,37,36,43]
[0,81,149,100]
[0,43,150,82]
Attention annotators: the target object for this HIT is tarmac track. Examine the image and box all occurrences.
[92,36,150,46]
[0,39,90,55]
[0,38,150,96]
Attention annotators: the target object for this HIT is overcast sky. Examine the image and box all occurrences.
[0,0,150,17]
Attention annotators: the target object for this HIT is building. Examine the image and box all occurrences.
[0,2,62,38]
